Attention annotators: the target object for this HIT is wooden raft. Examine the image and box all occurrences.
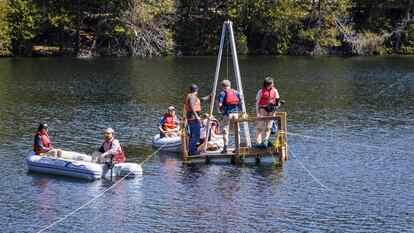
[181,112,287,165]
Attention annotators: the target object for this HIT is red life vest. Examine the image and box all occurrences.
[185,93,201,113]
[113,146,125,163]
[33,132,52,154]
[163,114,178,130]
[259,87,278,106]
[101,140,126,163]
[224,89,239,105]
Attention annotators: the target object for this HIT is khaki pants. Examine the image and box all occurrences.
[256,108,275,144]
[43,149,62,158]
[222,113,238,147]
[41,149,92,162]
[91,151,110,164]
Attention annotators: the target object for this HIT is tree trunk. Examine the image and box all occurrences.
[260,33,270,54]
[74,16,81,56]
[394,0,412,53]
[307,0,315,29]
[202,0,208,23]
[58,24,64,56]
[312,0,323,55]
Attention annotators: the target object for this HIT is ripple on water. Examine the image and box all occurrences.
[0,57,413,232]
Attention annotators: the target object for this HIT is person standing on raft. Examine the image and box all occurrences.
[217,80,243,153]
[186,84,211,155]
[33,123,62,157]
[93,128,125,165]
[255,77,282,145]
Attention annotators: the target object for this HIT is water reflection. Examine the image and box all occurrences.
[0,56,413,232]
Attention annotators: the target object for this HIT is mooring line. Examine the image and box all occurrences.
[374,71,414,97]
[37,142,169,233]
[287,132,414,155]
[287,144,327,191]
[297,118,340,135]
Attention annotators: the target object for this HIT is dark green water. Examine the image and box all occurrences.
[0,56,413,232]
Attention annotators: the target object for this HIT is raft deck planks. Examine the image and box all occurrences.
[182,112,288,165]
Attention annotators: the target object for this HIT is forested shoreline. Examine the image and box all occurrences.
[0,0,413,57]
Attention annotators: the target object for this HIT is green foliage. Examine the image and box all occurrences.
[400,24,414,53]
[1,0,414,56]
[0,0,12,55]
[298,0,352,54]
[7,0,40,56]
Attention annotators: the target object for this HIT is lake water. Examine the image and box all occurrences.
[0,56,413,232]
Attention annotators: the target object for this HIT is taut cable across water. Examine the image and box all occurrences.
[37,142,169,233]
[374,71,414,97]
[287,132,414,155]
[287,143,328,191]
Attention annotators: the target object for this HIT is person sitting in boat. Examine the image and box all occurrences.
[157,106,181,138]
[255,77,283,146]
[33,123,62,157]
[186,84,211,155]
[197,113,221,151]
[92,128,125,165]
[217,80,243,153]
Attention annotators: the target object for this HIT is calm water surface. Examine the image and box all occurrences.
[0,56,413,232]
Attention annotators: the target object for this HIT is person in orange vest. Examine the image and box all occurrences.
[255,77,281,145]
[92,128,126,165]
[157,106,181,138]
[185,84,210,155]
[217,79,243,153]
[33,123,62,157]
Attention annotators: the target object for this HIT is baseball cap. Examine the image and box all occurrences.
[190,84,198,92]
[105,128,114,134]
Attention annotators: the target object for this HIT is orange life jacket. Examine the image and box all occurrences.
[33,132,52,154]
[185,93,201,113]
[224,89,239,105]
[259,87,277,106]
[163,114,178,130]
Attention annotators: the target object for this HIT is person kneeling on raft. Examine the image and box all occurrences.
[157,106,181,138]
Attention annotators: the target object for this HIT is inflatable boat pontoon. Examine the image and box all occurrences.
[26,153,142,180]
[151,134,182,153]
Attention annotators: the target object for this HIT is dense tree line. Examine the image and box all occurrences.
[0,0,413,57]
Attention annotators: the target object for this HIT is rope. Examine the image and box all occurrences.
[287,132,414,155]
[37,142,169,233]
[138,143,168,166]
[374,71,414,97]
[287,143,327,191]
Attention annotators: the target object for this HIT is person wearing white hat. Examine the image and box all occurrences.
[92,128,125,165]
[157,106,181,138]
